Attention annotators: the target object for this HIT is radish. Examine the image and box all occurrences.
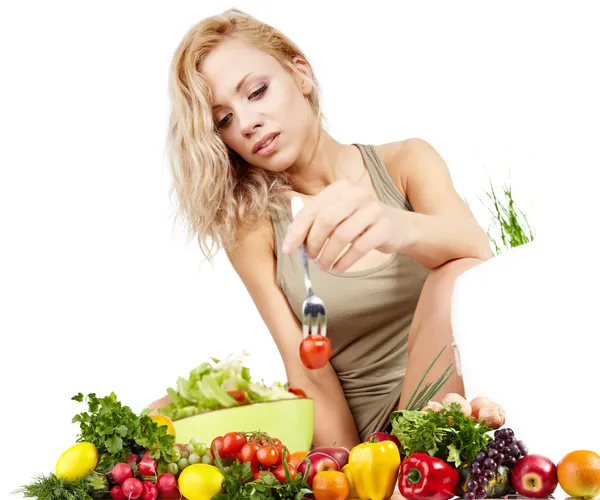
[111,463,133,485]
[121,477,143,499]
[126,454,140,463]
[142,481,159,500]
[156,473,179,498]
[110,486,127,500]
[138,457,157,476]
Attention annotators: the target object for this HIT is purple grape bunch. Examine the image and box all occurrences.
[462,427,528,500]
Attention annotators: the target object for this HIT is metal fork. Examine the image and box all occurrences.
[291,196,328,339]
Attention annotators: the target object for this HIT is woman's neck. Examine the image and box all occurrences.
[286,126,359,195]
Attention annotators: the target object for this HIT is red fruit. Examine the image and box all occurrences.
[299,335,331,369]
[273,462,297,483]
[156,473,179,498]
[297,451,340,488]
[126,454,140,463]
[110,486,127,500]
[138,457,157,476]
[288,387,307,398]
[223,432,248,456]
[111,462,133,485]
[228,390,247,403]
[257,445,280,467]
[239,442,261,466]
[211,436,225,459]
[511,454,559,498]
[141,481,159,500]
[121,477,143,499]
[365,432,402,450]
[307,446,350,469]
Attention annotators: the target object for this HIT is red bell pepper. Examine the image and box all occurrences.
[399,453,460,500]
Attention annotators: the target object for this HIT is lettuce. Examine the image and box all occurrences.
[158,352,297,420]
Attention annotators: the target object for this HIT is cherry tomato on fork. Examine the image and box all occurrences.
[299,334,331,369]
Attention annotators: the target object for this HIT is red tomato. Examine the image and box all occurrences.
[238,442,260,466]
[272,438,282,446]
[276,444,289,463]
[253,470,275,482]
[273,462,297,483]
[299,335,332,369]
[223,432,248,456]
[288,387,307,398]
[210,436,225,459]
[256,445,280,467]
[228,390,247,403]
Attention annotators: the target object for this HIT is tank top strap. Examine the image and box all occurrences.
[354,143,413,212]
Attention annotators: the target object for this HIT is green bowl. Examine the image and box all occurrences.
[173,398,314,453]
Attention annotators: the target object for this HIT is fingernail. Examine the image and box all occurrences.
[282,242,290,253]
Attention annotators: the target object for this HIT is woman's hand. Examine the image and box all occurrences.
[282,180,412,273]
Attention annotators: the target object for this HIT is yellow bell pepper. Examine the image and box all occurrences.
[348,437,401,500]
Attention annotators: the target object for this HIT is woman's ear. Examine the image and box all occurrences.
[289,56,314,95]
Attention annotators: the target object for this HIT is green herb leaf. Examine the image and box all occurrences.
[14,473,93,500]
[71,392,175,473]
[390,402,493,468]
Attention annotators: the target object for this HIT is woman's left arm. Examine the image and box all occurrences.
[386,137,493,269]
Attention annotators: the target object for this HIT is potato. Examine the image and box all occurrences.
[421,401,443,412]
[441,393,472,417]
[478,406,506,429]
[469,396,500,419]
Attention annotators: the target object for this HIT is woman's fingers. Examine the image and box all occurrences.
[316,202,379,270]
[331,221,387,273]
[282,181,350,254]
[305,196,364,259]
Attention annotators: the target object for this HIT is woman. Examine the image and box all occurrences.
[153,8,493,450]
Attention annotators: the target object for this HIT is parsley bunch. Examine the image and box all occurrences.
[390,402,493,468]
[71,392,175,473]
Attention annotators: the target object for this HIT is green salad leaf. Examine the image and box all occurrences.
[159,352,297,421]
[390,402,493,468]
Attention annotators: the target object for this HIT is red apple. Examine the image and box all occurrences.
[307,446,350,468]
[511,454,558,498]
[365,432,401,450]
[297,451,340,487]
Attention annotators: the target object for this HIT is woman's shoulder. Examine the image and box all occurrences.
[227,213,277,262]
[373,137,448,191]
[374,137,439,169]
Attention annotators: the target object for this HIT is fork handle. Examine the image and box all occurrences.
[291,196,314,296]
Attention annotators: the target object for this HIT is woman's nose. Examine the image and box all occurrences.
[239,110,263,138]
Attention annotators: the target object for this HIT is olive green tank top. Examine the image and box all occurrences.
[271,144,430,440]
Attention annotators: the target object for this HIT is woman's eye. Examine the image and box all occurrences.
[248,84,268,100]
[217,114,232,129]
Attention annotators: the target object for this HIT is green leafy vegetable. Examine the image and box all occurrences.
[14,473,93,500]
[212,448,312,500]
[403,345,455,411]
[158,352,297,421]
[71,392,175,473]
[390,402,493,468]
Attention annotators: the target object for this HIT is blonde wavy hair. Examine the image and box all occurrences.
[166,8,323,260]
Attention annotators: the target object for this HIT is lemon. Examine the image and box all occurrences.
[178,463,225,500]
[55,442,99,480]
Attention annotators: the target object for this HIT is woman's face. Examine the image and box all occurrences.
[201,37,316,172]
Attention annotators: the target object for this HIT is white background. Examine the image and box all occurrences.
[2,1,599,498]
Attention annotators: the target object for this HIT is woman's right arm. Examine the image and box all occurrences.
[226,216,361,450]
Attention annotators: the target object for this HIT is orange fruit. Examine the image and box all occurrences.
[288,450,308,468]
[313,470,350,500]
[557,450,600,498]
